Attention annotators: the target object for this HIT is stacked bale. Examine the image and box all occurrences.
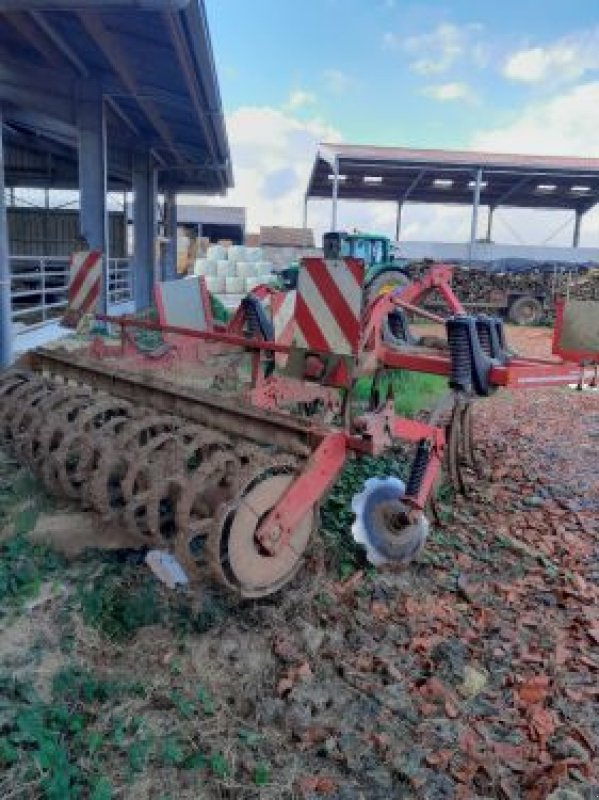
[192,243,275,296]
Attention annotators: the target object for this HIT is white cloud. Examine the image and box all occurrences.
[283,90,316,111]
[503,29,599,84]
[402,22,483,75]
[472,81,599,156]
[322,68,355,94]
[422,81,477,103]
[472,81,599,245]
[382,31,400,50]
[181,106,340,233]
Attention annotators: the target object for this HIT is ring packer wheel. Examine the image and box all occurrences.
[207,463,315,598]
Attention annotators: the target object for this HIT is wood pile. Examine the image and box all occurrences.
[404,260,599,319]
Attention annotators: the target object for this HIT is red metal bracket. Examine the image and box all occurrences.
[255,431,347,555]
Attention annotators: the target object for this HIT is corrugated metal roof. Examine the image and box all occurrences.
[308,143,599,212]
[318,143,599,172]
[0,1,232,193]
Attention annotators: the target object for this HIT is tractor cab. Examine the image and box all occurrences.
[323,231,393,268]
[279,230,407,298]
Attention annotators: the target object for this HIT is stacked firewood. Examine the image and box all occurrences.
[404,261,599,317]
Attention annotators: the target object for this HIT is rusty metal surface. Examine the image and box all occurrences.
[207,464,312,598]
[559,300,599,355]
[23,348,314,457]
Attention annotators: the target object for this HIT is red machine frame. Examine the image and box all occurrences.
[94,263,595,561]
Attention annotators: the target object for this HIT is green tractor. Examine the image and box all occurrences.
[279,231,410,302]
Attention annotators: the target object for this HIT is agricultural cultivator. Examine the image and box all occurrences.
[0,259,596,599]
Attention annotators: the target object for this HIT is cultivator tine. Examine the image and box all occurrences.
[444,396,483,496]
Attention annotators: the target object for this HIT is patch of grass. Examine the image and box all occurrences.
[0,664,233,799]
[79,568,164,641]
[353,370,447,418]
[0,534,65,611]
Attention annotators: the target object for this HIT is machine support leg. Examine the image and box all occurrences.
[0,106,12,368]
[255,432,347,555]
[77,87,108,314]
[133,151,157,310]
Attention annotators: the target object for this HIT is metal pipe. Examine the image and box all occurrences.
[0,106,12,367]
[331,157,339,232]
[469,167,482,264]
[392,297,446,325]
[302,194,308,229]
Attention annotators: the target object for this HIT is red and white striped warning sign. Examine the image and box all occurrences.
[293,258,364,355]
[63,249,102,327]
[271,289,297,367]
[272,289,296,345]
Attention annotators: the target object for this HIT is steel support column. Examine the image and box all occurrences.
[77,87,108,314]
[132,151,157,309]
[0,107,12,368]
[395,201,403,241]
[573,209,582,248]
[331,157,340,232]
[469,167,483,264]
[486,205,495,242]
[164,190,178,281]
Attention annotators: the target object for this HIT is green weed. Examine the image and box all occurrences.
[353,370,447,418]
[0,534,65,610]
[79,569,163,640]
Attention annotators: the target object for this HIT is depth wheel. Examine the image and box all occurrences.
[208,465,314,598]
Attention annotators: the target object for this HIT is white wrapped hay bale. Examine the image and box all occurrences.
[228,245,246,262]
[225,275,245,294]
[255,261,272,275]
[245,276,263,293]
[205,275,226,293]
[246,247,262,262]
[207,244,227,261]
[216,260,232,277]
[193,258,217,277]
[235,262,257,279]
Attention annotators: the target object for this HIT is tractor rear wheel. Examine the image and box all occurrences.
[365,270,409,306]
[508,295,543,326]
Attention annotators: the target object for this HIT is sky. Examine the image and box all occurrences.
[198,0,599,247]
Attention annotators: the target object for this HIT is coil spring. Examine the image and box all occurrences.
[405,439,430,498]
[476,320,492,357]
[447,317,472,391]
[388,310,408,342]
[244,303,262,339]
